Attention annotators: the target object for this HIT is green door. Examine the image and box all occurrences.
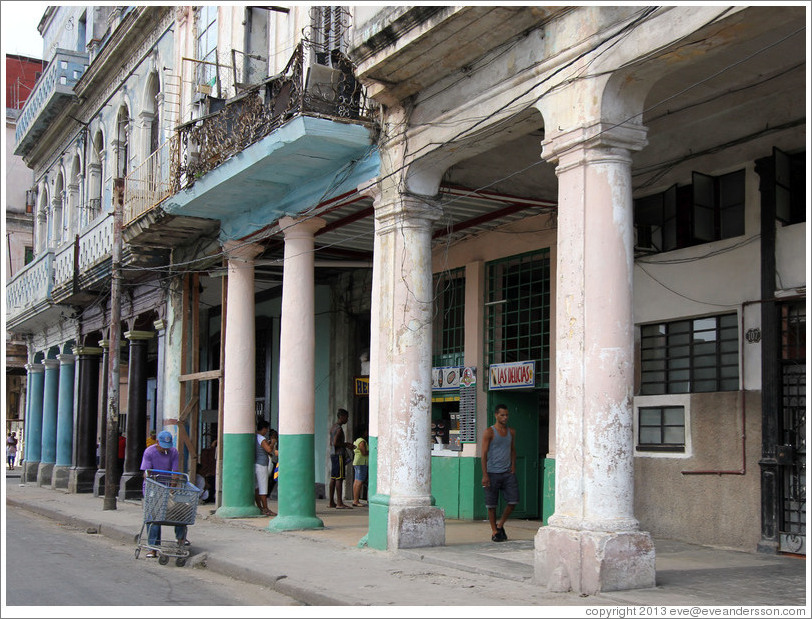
[486,390,542,519]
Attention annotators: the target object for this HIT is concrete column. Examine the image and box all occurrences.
[52,353,76,489]
[268,216,326,532]
[69,346,102,493]
[153,319,167,432]
[371,192,445,550]
[119,331,153,500]
[216,241,264,518]
[23,363,45,483]
[93,340,110,496]
[534,122,655,594]
[37,359,60,486]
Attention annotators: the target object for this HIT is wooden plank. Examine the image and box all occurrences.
[178,369,222,382]
[179,395,199,423]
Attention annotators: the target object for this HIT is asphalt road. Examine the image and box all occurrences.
[4,504,302,608]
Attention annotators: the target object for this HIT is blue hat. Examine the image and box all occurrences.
[157,431,173,448]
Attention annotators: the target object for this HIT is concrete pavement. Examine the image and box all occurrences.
[3,469,809,612]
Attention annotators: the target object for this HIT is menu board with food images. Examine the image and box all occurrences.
[432,366,463,391]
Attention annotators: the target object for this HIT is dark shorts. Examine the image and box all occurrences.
[330,453,345,480]
[484,471,519,509]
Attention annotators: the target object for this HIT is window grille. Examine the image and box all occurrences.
[637,405,685,452]
[432,268,465,367]
[485,249,551,388]
[640,313,739,395]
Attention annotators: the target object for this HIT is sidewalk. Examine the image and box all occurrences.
[3,469,808,610]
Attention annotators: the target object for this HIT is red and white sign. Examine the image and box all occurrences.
[489,361,535,390]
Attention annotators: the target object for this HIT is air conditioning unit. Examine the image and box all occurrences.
[305,63,342,114]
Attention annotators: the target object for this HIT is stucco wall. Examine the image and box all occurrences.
[633,390,762,551]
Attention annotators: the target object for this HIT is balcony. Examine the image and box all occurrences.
[125,41,378,243]
[5,251,55,333]
[14,49,89,159]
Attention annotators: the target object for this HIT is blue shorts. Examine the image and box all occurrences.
[484,471,519,509]
[353,464,368,482]
[330,453,345,480]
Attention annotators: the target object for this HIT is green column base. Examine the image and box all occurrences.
[357,533,369,548]
[215,505,263,519]
[267,515,324,532]
[367,492,390,550]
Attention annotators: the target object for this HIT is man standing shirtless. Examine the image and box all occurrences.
[328,408,354,509]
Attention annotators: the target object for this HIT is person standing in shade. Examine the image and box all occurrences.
[481,404,518,542]
[7,432,18,469]
[351,430,369,507]
[254,420,275,516]
[328,408,353,509]
[140,430,189,557]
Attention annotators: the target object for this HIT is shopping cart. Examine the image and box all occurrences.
[135,469,200,566]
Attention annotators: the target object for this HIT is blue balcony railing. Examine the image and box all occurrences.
[14,49,89,158]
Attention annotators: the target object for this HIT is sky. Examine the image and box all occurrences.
[1,1,49,59]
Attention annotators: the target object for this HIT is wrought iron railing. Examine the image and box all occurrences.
[123,137,179,224]
[173,41,373,192]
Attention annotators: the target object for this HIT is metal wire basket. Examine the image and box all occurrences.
[143,470,200,526]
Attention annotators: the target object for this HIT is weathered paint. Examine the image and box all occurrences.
[268,433,324,532]
[215,432,260,519]
[39,359,60,465]
[54,354,75,467]
[25,364,45,464]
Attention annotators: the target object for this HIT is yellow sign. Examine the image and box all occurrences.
[355,377,369,396]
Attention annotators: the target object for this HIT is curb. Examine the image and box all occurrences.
[6,494,348,606]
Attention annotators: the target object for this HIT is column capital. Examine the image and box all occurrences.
[124,330,155,341]
[42,358,60,369]
[26,363,45,374]
[542,121,648,171]
[72,346,104,356]
[279,215,326,239]
[374,193,443,234]
[223,240,263,263]
[153,319,167,331]
[56,353,76,365]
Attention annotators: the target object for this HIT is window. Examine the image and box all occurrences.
[486,249,551,387]
[196,6,218,89]
[634,169,745,253]
[637,405,685,452]
[24,246,34,265]
[640,313,739,395]
[774,148,806,226]
[432,268,465,366]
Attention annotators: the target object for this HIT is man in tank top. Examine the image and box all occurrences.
[481,404,518,542]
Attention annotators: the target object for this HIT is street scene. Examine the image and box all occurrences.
[3,3,809,615]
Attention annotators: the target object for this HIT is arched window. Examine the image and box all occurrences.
[115,106,130,178]
[87,130,104,226]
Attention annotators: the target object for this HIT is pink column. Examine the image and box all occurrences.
[535,123,656,593]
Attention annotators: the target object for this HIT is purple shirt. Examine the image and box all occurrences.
[140,444,179,473]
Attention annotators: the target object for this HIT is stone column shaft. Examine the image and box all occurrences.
[69,347,102,493]
[52,353,76,489]
[119,331,153,499]
[216,242,264,518]
[269,216,326,532]
[37,358,60,486]
[23,363,45,483]
[534,122,655,594]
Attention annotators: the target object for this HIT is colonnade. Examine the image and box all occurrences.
[21,328,157,498]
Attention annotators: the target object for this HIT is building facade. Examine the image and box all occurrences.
[6,5,806,595]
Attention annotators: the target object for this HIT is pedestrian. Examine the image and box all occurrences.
[140,430,189,557]
[254,420,275,516]
[145,431,157,448]
[480,404,518,542]
[351,429,368,507]
[199,438,217,503]
[195,463,209,503]
[328,408,354,509]
[7,432,18,469]
[266,429,279,500]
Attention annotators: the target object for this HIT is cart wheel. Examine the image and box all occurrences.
[175,557,186,567]
[134,548,141,559]
[158,555,169,565]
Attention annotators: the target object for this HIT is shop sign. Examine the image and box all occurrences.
[432,366,463,391]
[354,377,369,396]
[489,360,535,390]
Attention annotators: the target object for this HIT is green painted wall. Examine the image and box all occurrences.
[366,436,389,549]
[216,432,260,518]
[542,457,555,525]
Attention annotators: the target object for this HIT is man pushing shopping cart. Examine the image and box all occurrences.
[136,430,200,566]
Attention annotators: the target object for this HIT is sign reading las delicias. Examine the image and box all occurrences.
[489,360,535,390]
